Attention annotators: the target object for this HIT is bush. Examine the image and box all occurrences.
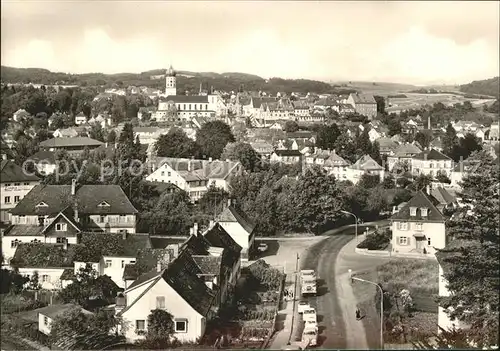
[244,260,284,291]
[357,228,391,250]
[0,293,47,314]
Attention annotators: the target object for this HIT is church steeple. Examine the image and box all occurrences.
[165,64,177,96]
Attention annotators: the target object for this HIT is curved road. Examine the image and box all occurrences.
[300,223,390,349]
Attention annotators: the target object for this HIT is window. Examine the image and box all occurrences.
[14,196,20,203]
[55,223,67,231]
[130,260,136,264]
[161,171,165,176]
[42,275,50,282]
[167,172,171,176]
[409,207,417,216]
[427,238,432,246]
[398,237,408,245]
[44,316,49,325]
[14,183,20,186]
[24,182,29,185]
[135,320,145,331]
[105,260,112,268]
[415,223,423,231]
[121,260,125,268]
[175,320,187,332]
[421,208,428,217]
[11,239,19,248]
[156,296,165,309]
[99,215,106,223]
[183,104,186,110]
[56,237,65,244]
[5,183,11,187]
[36,202,48,207]
[19,215,26,224]
[189,104,191,110]
[98,201,110,207]
[4,196,11,204]
[397,222,408,230]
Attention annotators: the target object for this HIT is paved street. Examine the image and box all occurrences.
[301,224,390,350]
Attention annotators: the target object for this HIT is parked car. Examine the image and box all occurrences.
[298,301,310,314]
[302,307,317,323]
[257,243,268,252]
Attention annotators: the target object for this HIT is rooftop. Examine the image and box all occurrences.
[39,137,103,149]
[391,191,445,222]
[11,242,81,268]
[0,160,40,183]
[413,149,451,161]
[350,154,383,171]
[217,205,256,235]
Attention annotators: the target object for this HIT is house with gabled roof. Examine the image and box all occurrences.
[346,154,385,185]
[146,158,242,202]
[270,149,302,164]
[39,137,103,155]
[75,112,88,125]
[390,190,446,257]
[9,180,137,234]
[324,151,351,181]
[117,250,217,343]
[1,159,40,223]
[375,137,398,155]
[216,201,256,261]
[347,93,377,119]
[412,148,453,178]
[387,143,422,171]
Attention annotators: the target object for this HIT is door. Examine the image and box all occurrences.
[415,237,425,251]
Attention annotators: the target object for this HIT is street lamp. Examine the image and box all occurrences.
[348,269,384,350]
[341,210,359,243]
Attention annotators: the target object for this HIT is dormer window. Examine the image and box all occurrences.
[421,208,428,217]
[36,202,49,208]
[409,207,417,216]
[98,201,110,207]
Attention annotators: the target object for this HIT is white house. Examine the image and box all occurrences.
[75,112,88,125]
[390,191,446,257]
[117,251,216,343]
[387,143,422,171]
[412,149,453,178]
[216,202,256,261]
[146,158,241,202]
[133,127,170,145]
[324,151,350,181]
[37,304,93,335]
[346,154,384,185]
[0,159,40,223]
[270,149,302,164]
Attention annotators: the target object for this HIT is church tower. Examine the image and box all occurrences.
[165,65,176,96]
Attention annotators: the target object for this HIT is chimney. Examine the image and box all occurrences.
[71,179,77,196]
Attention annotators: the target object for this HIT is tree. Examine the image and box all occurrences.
[381,173,395,189]
[437,152,499,346]
[196,120,235,159]
[51,114,65,130]
[457,133,482,161]
[220,142,261,171]
[414,130,433,149]
[355,129,372,157]
[147,309,175,339]
[155,127,199,158]
[387,117,402,137]
[106,129,117,144]
[196,185,229,221]
[0,268,28,294]
[26,271,41,290]
[442,124,459,158]
[412,174,433,192]
[58,264,119,309]
[284,120,299,133]
[374,95,386,115]
[89,124,105,142]
[435,170,451,184]
[143,191,193,235]
[316,123,341,150]
[358,174,380,189]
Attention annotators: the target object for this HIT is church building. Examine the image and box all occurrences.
[153,65,227,121]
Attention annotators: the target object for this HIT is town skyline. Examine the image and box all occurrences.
[1,1,499,86]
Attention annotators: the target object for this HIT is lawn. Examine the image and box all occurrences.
[376,258,439,295]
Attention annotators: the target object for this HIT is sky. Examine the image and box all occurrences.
[1,1,499,85]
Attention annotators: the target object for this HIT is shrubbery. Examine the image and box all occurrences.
[357,228,391,250]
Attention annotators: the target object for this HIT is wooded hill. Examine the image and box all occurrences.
[460,76,499,98]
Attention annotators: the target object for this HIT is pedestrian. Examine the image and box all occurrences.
[356,308,361,320]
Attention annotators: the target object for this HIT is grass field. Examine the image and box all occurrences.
[376,258,439,295]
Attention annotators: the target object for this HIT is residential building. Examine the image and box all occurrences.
[133,127,170,145]
[270,149,302,164]
[346,93,377,119]
[39,137,103,155]
[390,191,446,256]
[146,158,242,201]
[53,127,88,138]
[324,151,350,181]
[346,155,384,185]
[431,186,458,213]
[4,181,138,262]
[0,160,40,223]
[450,157,482,189]
[412,149,453,178]
[216,202,256,261]
[118,250,217,343]
[249,141,274,157]
[485,122,499,143]
[376,137,398,155]
[387,143,422,171]
[74,112,88,125]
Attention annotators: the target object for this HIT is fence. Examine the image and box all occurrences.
[261,273,286,348]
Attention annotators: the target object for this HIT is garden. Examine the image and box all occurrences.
[376,259,439,344]
[205,260,285,348]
